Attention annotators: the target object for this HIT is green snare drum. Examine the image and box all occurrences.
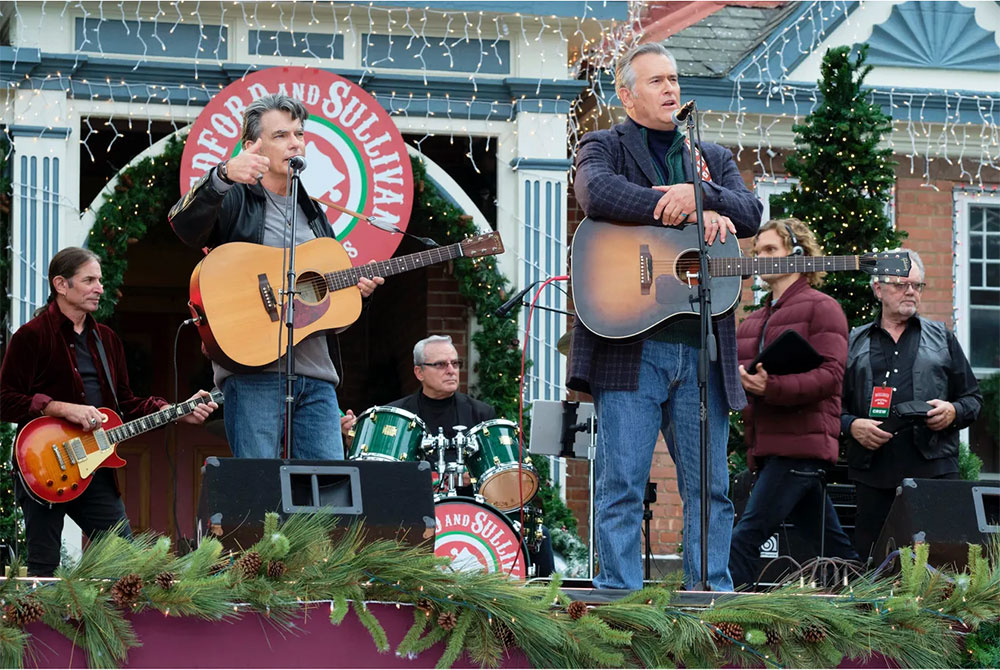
[348,406,427,462]
[465,419,539,512]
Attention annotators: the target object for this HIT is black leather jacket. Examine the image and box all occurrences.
[169,168,332,248]
[168,167,345,382]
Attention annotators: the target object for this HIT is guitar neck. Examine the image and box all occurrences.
[323,242,465,290]
[105,396,212,443]
[710,255,862,278]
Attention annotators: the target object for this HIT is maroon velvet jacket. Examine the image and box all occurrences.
[735,277,848,469]
[0,301,166,427]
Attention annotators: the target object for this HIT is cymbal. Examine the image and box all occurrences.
[557,328,572,356]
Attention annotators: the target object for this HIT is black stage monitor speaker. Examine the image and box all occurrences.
[874,478,999,569]
[196,458,436,552]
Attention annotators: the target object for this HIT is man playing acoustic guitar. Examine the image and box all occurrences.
[567,43,762,592]
[0,247,217,577]
[169,94,383,461]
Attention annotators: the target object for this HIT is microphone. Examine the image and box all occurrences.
[288,155,307,172]
[494,281,540,318]
[670,99,696,127]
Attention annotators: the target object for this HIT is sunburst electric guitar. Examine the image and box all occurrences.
[16,390,223,505]
[188,233,504,371]
[570,218,912,342]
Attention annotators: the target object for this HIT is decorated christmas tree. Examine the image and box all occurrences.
[770,44,903,328]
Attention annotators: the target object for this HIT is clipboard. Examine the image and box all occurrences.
[749,329,823,376]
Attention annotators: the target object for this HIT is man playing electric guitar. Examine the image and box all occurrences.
[0,247,217,577]
[169,94,383,461]
[567,43,762,592]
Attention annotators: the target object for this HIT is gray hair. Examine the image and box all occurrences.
[241,94,309,144]
[413,335,454,366]
[616,42,678,93]
[871,247,926,290]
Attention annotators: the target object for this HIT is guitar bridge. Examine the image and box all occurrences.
[258,274,279,322]
[639,245,653,295]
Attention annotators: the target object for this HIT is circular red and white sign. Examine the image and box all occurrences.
[434,499,528,580]
[180,67,414,264]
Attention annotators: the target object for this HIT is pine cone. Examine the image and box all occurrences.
[567,600,588,620]
[234,551,263,579]
[801,625,826,643]
[942,582,955,600]
[437,611,458,631]
[714,621,745,645]
[266,560,287,579]
[4,596,45,628]
[415,597,434,615]
[154,572,175,590]
[111,573,144,608]
[491,618,516,648]
[765,628,782,646]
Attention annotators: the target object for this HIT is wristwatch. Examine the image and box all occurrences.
[217,160,234,184]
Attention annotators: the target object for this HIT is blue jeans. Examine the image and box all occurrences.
[222,373,344,460]
[592,340,734,591]
[729,457,859,588]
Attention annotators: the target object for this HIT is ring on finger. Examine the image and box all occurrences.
[256,172,263,181]
[89,417,98,426]
[679,211,688,219]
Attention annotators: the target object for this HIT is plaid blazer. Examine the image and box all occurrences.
[567,119,763,410]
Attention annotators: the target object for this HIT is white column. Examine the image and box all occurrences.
[499,112,570,402]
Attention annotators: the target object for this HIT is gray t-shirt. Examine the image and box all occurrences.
[211,173,339,389]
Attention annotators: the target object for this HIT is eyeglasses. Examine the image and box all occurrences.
[421,359,463,370]
[879,279,926,293]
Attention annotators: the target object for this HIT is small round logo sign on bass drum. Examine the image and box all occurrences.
[434,498,529,580]
[179,67,414,264]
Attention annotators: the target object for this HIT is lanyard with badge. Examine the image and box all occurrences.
[869,345,893,418]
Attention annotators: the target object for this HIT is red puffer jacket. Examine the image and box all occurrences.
[735,276,848,469]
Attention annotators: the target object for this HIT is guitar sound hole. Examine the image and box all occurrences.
[296,271,328,304]
[675,251,701,286]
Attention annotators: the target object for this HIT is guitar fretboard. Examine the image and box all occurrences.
[105,396,214,443]
[710,255,861,278]
[323,242,465,290]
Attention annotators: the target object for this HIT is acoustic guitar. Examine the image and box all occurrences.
[16,390,223,505]
[188,233,504,370]
[570,218,912,342]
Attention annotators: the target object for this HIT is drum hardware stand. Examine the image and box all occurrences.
[644,481,657,581]
[449,426,470,492]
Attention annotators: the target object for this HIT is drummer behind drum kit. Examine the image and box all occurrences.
[348,406,544,578]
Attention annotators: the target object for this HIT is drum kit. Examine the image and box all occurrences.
[348,406,544,578]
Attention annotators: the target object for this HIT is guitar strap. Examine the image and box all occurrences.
[91,328,122,414]
[684,137,712,182]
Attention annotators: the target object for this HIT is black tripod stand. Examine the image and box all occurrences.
[643,480,657,581]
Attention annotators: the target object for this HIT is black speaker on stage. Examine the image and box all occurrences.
[196,458,436,552]
[874,478,1000,569]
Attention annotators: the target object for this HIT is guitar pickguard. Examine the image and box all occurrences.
[281,298,331,329]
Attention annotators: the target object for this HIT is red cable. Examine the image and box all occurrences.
[506,274,569,578]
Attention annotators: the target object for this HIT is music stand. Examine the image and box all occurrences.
[529,399,598,579]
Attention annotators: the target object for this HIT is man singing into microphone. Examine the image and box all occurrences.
[567,43,762,591]
[169,94,384,460]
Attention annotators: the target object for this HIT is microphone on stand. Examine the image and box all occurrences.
[494,281,540,318]
[288,155,307,172]
[670,99,696,127]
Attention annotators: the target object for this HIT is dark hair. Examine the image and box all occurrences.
[48,246,99,302]
[241,94,309,144]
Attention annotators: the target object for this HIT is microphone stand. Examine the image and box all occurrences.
[683,103,717,592]
[281,162,306,459]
